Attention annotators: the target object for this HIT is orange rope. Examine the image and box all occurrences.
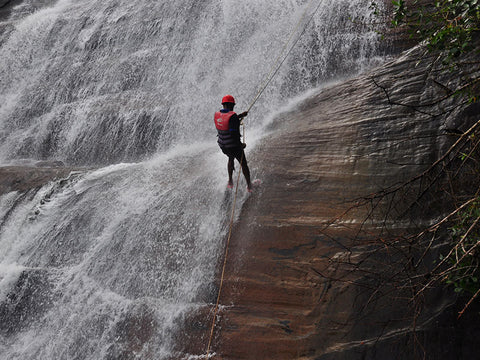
[205,150,244,358]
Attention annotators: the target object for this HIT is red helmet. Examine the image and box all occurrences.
[221,95,235,105]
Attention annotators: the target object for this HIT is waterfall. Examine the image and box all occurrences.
[0,0,383,358]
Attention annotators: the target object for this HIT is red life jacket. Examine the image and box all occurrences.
[214,111,240,149]
[214,111,235,131]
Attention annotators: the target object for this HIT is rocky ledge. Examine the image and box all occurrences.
[0,164,78,196]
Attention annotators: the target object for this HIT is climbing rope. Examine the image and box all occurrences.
[205,0,324,357]
[246,0,325,113]
[205,151,244,359]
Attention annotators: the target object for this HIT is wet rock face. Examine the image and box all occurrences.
[0,166,75,195]
[201,45,480,359]
[0,269,54,336]
[0,0,13,9]
[0,0,19,40]
[105,304,157,360]
[0,0,59,47]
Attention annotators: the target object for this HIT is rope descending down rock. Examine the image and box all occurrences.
[205,0,324,357]
[205,150,244,359]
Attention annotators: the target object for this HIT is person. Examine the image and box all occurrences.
[214,95,252,191]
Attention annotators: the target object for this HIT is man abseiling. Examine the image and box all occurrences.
[214,95,252,192]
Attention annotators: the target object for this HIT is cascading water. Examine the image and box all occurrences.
[0,0,384,358]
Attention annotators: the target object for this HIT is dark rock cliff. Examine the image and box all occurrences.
[197,45,480,359]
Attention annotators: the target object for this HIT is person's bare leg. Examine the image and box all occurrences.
[240,155,251,190]
[228,157,234,187]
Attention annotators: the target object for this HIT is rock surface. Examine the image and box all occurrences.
[0,165,78,195]
[197,46,480,359]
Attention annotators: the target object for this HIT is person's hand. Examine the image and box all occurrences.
[239,111,248,118]
[242,143,247,149]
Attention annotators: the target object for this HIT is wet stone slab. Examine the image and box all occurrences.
[0,165,81,196]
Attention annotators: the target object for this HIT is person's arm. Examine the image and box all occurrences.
[238,111,248,119]
[229,114,243,146]
[229,114,241,133]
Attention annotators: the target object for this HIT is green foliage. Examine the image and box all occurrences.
[391,0,407,26]
[391,0,480,61]
[445,199,480,295]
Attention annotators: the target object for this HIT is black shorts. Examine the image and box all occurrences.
[221,147,245,162]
